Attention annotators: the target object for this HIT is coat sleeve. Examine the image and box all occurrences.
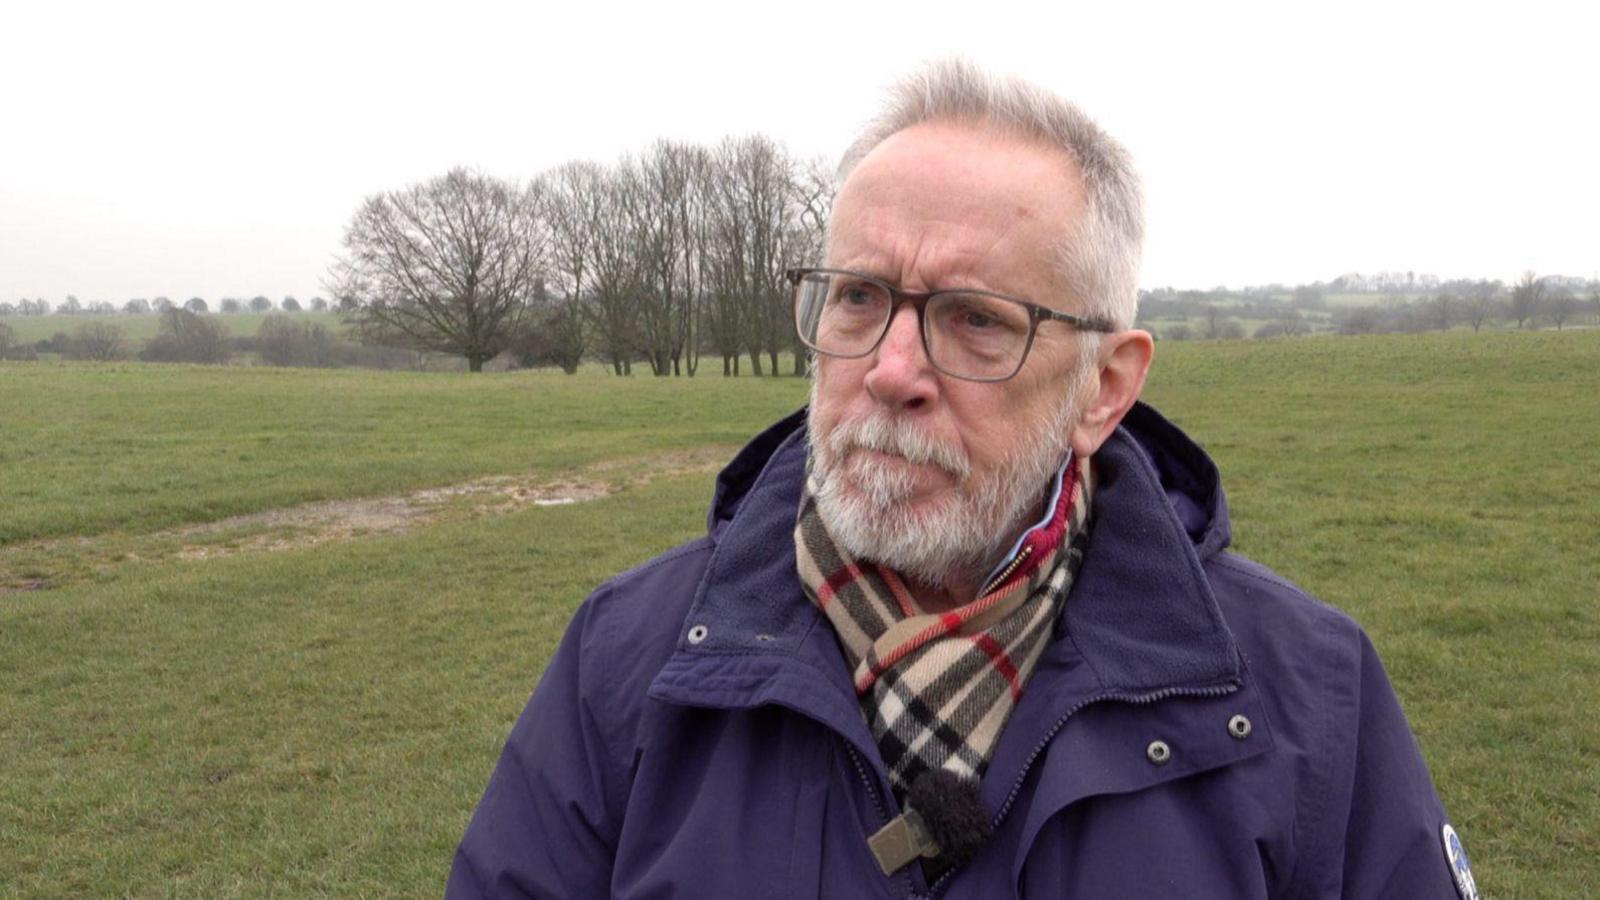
[447,591,627,899]
[1299,625,1472,899]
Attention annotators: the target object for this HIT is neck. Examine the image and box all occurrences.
[908,578,977,615]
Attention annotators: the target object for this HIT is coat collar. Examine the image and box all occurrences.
[650,401,1242,714]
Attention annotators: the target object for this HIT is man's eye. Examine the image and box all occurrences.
[960,309,999,329]
[837,284,876,306]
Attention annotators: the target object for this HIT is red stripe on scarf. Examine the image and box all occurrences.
[879,567,919,617]
[855,612,965,694]
[816,563,865,609]
[972,632,1023,701]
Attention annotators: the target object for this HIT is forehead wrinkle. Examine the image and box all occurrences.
[828,203,1029,296]
[826,124,1080,304]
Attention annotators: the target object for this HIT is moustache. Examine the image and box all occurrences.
[824,415,971,480]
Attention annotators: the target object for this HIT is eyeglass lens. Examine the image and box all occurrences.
[793,271,1032,380]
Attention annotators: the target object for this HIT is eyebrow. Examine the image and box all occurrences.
[829,263,1006,297]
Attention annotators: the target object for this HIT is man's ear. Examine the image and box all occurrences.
[1069,329,1154,458]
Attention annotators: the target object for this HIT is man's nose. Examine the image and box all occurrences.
[863,304,938,411]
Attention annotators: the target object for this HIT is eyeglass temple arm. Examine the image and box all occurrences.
[1038,307,1118,333]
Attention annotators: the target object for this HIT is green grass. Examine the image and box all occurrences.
[1,477,717,896]
[0,362,808,546]
[4,331,1598,897]
[1,312,346,344]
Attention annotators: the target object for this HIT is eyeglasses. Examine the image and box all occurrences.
[787,268,1115,383]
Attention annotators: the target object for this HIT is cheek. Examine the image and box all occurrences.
[811,360,867,423]
[942,385,1013,465]
[952,380,1062,468]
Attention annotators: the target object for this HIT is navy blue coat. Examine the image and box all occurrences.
[448,404,1469,899]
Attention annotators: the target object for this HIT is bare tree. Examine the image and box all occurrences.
[541,162,607,373]
[1509,271,1544,328]
[633,143,694,376]
[123,298,151,315]
[141,308,231,364]
[1275,308,1310,336]
[713,135,795,375]
[249,296,273,312]
[184,297,209,313]
[1337,307,1388,336]
[676,146,718,377]
[1547,289,1579,330]
[585,164,645,375]
[258,314,337,367]
[66,322,127,361]
[1426,293,1454,331]
[220,298,243,313]
[329,168,548,371]
[704,155,751,375]
[1463,280,1500,332]
[788,156,837,373]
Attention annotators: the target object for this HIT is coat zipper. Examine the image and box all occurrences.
[924,680,1241,897]
[845,742,916,898]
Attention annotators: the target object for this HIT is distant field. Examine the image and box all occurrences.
[2,311,346,344]
[3,331,1598,896]
[0,363,805,546]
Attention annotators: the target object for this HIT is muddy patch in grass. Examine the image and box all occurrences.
[0,577,51,595]
[2,445,735,582]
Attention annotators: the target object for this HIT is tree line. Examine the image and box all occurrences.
[327,135,834,373]
[0,307,424,368]
[1141,271,1600,340]
[0,296,330,315]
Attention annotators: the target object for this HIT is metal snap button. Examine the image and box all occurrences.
[687,625,709,644]
[1228,714,1253,740]
[1146,740,1172,765]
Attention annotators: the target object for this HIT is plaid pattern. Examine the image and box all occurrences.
[796,455,1093,804]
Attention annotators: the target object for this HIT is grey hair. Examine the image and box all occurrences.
[839,59,1144,331]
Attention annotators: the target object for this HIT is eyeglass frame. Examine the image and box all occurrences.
[785,267,1117,383]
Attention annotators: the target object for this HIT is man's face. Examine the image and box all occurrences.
[809,121,1096,591]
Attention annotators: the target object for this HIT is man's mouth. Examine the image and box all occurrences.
[828,419,970,482]
[843,446,961,496]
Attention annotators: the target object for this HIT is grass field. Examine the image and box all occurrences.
[4,331,1598,896]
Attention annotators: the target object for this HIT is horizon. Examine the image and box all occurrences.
[3,1,1596,304]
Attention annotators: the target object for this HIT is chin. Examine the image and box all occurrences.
[814,465,991,590]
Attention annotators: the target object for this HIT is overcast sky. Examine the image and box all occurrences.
[2,0,1596,305]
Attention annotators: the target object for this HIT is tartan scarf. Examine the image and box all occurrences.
[795,453,1093,805]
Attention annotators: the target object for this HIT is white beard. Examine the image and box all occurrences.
[807,366,1090,592]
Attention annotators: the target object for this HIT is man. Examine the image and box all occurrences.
[448,61,1477,899]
